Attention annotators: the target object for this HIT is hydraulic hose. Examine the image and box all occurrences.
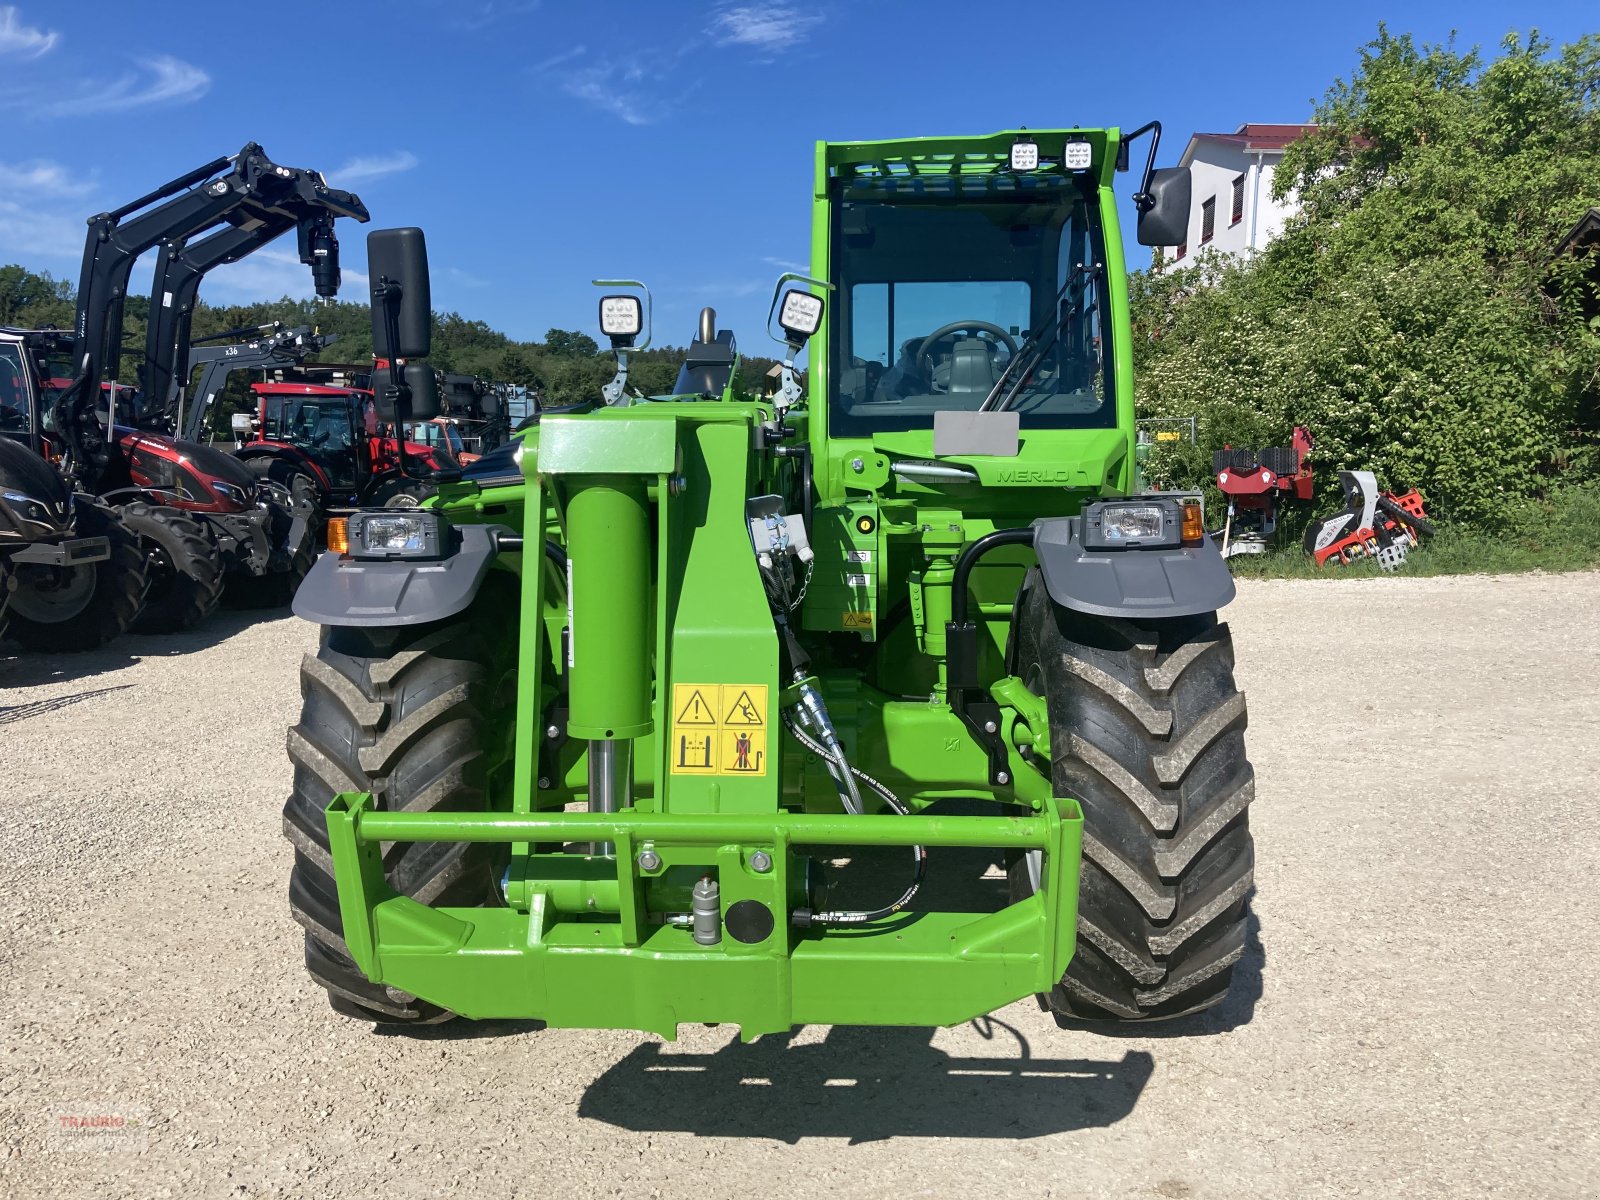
[1376,496,1436,537]
[949,526,1035,627]
[782,711,926,925]
[792,682,865,816]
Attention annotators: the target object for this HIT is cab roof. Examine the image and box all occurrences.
[251,382,364,397]
[817,127,1120,193]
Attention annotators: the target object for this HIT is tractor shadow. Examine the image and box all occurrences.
[372,1019,548,1042]
[0,682,133,724]
[0,607,288,688]
[579,1021,1154,1142]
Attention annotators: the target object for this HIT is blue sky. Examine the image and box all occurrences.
[0,0,1595,353]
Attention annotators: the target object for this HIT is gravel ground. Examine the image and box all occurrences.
[1,572,1597,1199]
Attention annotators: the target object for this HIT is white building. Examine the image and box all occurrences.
[1160,123,1316,268]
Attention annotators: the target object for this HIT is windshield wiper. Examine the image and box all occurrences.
[979,260,1103,414]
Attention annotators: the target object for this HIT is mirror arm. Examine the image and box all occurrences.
[1122,120,1164,213]
[601,348,631,406]
[773,342,806,419]
[374,272,418,481]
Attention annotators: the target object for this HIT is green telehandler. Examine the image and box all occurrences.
[283,124,1255,1035]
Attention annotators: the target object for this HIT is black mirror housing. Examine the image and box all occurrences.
[368,228,432,359]
[372,362,441,422]
[1136,167,1192,247]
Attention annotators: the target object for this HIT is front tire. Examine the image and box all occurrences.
[371,478,433,508]
[1011,569,1256,1022]
[120,502,224,633]
[226,504,323,609]
[3,503,147,652]
[283,617,506,1024]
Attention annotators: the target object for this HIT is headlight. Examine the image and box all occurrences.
[0,489,56,530]
[1083,499,1182,550]
[347,509,446,560]
[210,480,248,505]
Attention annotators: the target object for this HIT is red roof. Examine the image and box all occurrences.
[251,382,363,397]
[1188,122,1317,153]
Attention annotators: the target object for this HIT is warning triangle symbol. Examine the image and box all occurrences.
[723,689,764,726]
[676,689,716,725]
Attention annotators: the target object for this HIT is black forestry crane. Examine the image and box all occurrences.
[55,142,368,494]
[180,324,337,442]
[144,204,364,427]
[31,145,369,631]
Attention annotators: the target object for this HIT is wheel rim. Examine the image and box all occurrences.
[6,561,97,624]
[142,546,176,604]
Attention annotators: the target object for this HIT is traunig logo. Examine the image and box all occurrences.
[47,1104,149,1153]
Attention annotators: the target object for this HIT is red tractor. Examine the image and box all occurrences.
[237,375,455,511]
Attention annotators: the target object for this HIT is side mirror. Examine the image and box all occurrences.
[372,362,441,422]
[230,412,253,438]
[368,228,432,359]
[1136,166,1192,247]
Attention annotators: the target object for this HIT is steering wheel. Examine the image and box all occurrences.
[913,321,1019,388]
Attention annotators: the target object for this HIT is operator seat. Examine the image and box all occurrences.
[945,337,1000,398]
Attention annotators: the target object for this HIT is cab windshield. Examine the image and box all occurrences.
[829,177,1111,437]
[263,396,353,451]
[407,421,464,456]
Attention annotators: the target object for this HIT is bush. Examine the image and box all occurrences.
[1132,28,1600,531]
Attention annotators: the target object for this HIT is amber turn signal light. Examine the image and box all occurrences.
[327,516,349,555]
[1180,501,1204,546]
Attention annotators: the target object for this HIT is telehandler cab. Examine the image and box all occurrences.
[285,125,1256,1035]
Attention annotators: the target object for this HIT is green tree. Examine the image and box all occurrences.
[542,328,599,358]
[1132,27,1600,528]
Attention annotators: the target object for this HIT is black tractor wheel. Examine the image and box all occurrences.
[371,478,433,508]
[119,502,224,634]
[1010,568,1256,1022]
[283,617,508,1024]
[2,502,146,652]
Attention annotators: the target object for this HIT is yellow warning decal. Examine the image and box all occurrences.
[670,684,769,775]
[672,729,716,775]
[720,727,766,774]
[842,611,873,629]
[722,688,764,726]
[673,685,717,726]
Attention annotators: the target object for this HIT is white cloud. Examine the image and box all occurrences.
[549,47,700,127]
[0,159,94,263]
[332,150,419,186]
[9,54,210,118]
[0,7,57,59]
[446,266,490,288]
[0,158,92,196]
[0,199,86,260]
[708,4,821,53]
[761,255,808,272]
[449,0,540,32]
[201,248,368,301]
[530,43,586,74]
[560,62,660,126]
